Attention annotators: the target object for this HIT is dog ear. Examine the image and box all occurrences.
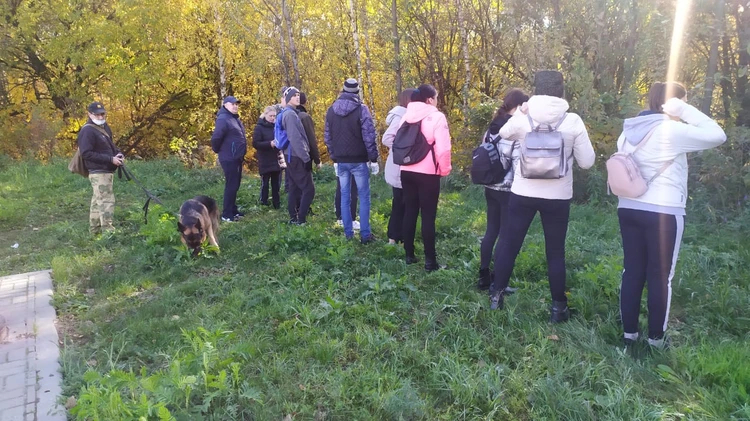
[177,221,185,232]
[195,219,202,230]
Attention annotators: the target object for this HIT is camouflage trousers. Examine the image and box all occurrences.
[88,173,115,233]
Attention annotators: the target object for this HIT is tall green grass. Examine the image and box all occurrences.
[1,159,748,420]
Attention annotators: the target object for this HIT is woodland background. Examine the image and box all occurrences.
[0,0,748,213]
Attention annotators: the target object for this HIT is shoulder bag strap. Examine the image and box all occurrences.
[623,124,674,185]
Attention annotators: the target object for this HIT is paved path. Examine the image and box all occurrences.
[0,271,66,421]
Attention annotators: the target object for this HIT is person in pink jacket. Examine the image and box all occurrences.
[397,84,452,271]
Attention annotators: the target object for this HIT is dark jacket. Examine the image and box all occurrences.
[281,106,311,162]
[488,113,512,137]
[252,118,281,174]
[297,105,320,165]
[324,92,378,163]
[77,120,120,174]
[211,106,248,162]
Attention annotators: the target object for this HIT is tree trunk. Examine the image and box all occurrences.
[212,1,227,99]
[457,0,470,126]
[621,0,639,94]
[349,0,364,93]
[701,0,725,115]
[361,0,377,124]
[721,31,734,119]
[281,0,301,88]
[735,1,750,126]
[277,15,291,87]
[391,0,402,94]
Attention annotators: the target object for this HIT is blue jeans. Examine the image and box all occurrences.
[337,162,371,239]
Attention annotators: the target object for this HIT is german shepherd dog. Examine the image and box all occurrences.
[178,196,220,256]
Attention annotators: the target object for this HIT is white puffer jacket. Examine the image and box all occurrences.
[499,95,596,200]
[382,106,406,188]
[616,99,726,214]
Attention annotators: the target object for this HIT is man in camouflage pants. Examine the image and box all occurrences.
[78,101,124,234]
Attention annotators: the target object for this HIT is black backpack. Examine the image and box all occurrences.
[392,121,437,172]
[470,132,509,185]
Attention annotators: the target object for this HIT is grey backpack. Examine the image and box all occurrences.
[519,113,569,179]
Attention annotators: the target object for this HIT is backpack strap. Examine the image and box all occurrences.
[527,113,567,132]
[620,125,675,185]
[83,123,118,155]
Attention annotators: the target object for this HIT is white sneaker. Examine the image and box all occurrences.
[352,220,361,231]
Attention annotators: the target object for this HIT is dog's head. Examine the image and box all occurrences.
[178,217,206,255]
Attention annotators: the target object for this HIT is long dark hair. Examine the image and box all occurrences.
[411,84,438,103]
[648,82,687,112]
[398,89,416,107]
[493,88,529,120]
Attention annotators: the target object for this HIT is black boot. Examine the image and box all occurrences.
[549,300,570,323]
[424,257,444,272]
[477,268,491,290]
[405,255,418,265]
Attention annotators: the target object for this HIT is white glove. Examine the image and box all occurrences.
[369,162,379,175]
[333,162,339,176]
[662,97,686,119]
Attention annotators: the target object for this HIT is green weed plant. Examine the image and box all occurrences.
[1,159,748,420]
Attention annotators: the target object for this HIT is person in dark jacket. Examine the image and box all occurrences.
[477,88,528,291]
[252,105,283,209]
[298,92,321,168]
[324,78,379,243]
[211,96,248,222]
[78,101,123,234]
[280,87,315,224]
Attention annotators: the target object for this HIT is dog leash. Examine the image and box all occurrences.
[117,164,165,224]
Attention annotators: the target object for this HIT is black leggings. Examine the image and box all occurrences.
[387,187,405,242]
[618,208,684,340]
[401,171,441,260]
[480,189,510,270]
[260,171,281,207]
[490,193,570,302]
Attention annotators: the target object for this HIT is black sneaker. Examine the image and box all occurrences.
[489,292,504,310]
[235,212,245,218]
[288,219,305,226]
[405,255,418,265]
[425,261,445,272]
[503,287,518,296]
[360,234,376,245]
[477,268,491,290]
[549,300,570,323]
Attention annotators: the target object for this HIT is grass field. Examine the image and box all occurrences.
[1,158,748,420]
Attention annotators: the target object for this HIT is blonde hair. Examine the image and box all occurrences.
[260,105,277,119]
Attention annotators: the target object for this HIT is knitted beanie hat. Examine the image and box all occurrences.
[284,87,300,104]
[343,78,359,93]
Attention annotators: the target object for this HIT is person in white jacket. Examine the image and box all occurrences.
[492,70,596,321]
[382,89,415,244]
[616,82,726,349]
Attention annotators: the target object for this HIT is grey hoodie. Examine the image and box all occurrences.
[621,114,665,146]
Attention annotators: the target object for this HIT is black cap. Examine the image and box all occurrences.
[533,70,565,98]
[87,102,106,114]
[299,92,307,105]
[223,96,240,104]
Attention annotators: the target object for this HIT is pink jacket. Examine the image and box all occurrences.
[396,102,452,176]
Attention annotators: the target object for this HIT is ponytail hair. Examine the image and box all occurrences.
[494,88,529,120]
[398,88,416,107]
[648,82,687,112]
[410,84,438,103]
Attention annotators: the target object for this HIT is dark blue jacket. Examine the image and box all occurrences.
[324,92,378,163]
[211,107,247,162]
[77,119,120,174]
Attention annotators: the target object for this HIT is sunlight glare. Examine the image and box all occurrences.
[667,0,693,95]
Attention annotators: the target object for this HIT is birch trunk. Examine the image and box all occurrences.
[458,0,470,125]
[361,0,377,123]
[391,0,402,94]
[349,0,364,95]
[701,0,725,115]
[282,0,302,88]
[212,1,226,98]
